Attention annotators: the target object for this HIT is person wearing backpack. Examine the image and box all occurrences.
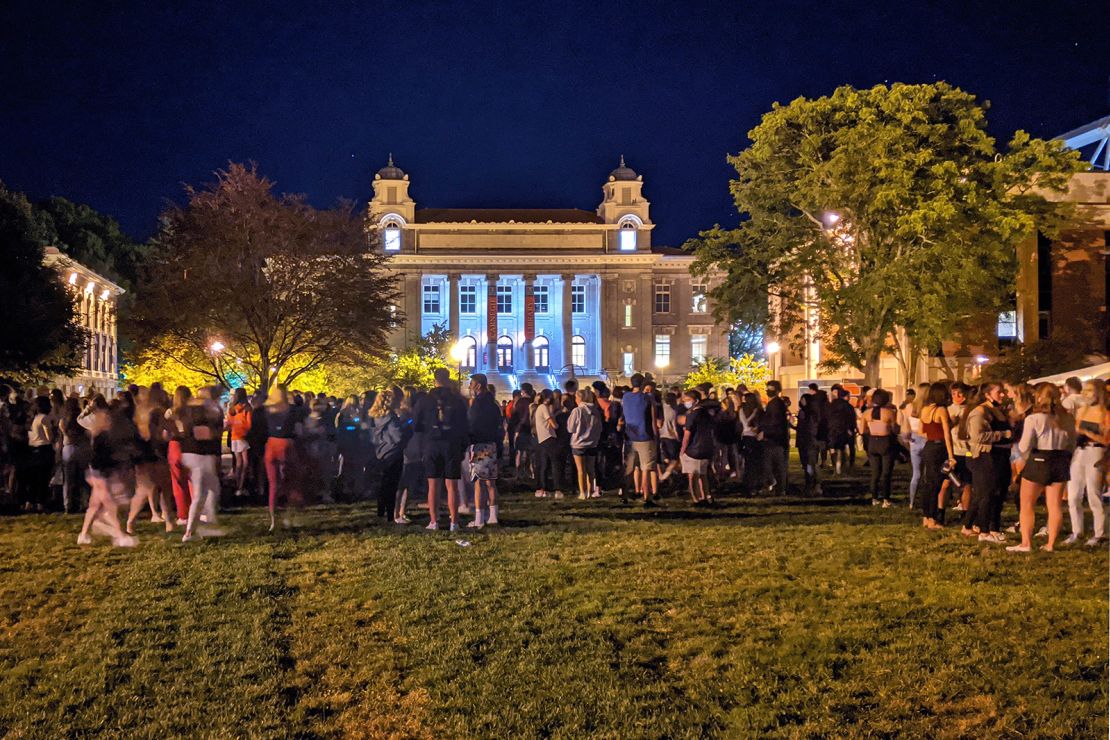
[679,389,717,505]
[413,367,469,531]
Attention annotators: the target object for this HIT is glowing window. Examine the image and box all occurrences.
[496,284,513,314]
[622,352,634,376]
[691,283,708,313]
[624,304,633,327]
[459,336,477,369]
[497,335,514,370]
[422,284,441,314]
[619,220,637,251]
[460,284,477,315]
[654,334,671,368]
[997,311,1017,339]
[691,334,708,364]
[533,336,550,371]
[571,284,585,314]
[571,335,586,369]
[384,227,401,252]
[534,285,549,314]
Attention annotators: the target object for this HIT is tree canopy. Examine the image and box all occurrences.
[0,184,85,381]
[131,163,400,392]
[689,82,1084,385]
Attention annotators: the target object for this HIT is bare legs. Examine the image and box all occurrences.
[426,477,460,528]
[1012,479,1065,551]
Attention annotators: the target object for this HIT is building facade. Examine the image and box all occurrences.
[367,157,729,391]
[42,247,124,396]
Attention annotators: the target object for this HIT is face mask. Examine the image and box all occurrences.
[684,400,695,409]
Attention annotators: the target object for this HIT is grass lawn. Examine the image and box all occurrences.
[0,468,1106,738]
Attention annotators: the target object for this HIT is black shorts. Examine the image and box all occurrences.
[571,447,597,458]
[953,456,971,486]
[423,443,465,480]
[1022,450,1071,486]
[660,438,680,463]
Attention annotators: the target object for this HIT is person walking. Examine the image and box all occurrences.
[179,387,224,542]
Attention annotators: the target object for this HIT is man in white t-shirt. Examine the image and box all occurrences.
[1061,377,1090,415]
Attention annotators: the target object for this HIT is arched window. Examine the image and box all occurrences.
[571,335,586,369]
[533,336,550,372]
[497,335,514,371]
[459,336,477,370]
[380,216,404,252]
[618,217,639,251]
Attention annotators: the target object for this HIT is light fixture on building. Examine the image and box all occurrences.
[975,354,989,365]
[85,281,95,294]
[100,289,109,301]
[68,272,77,285]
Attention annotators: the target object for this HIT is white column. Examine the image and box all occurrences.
[561,273,574,372]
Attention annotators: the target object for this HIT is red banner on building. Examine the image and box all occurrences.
[524,293,535,342]
[487,291,498,341]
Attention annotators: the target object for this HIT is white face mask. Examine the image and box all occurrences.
[684,400,695,409]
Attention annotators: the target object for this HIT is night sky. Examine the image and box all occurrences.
[2,1,1107,246]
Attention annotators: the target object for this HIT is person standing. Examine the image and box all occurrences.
[179,387,225,542]
[226,388,252,497]
[568,388,603,499]
[1066,379,1107,546]
[826,387,856,476]
[465,374,503,527]
[918,382,956,529]
[369,389,408,521]
[262,385,304,532]
[960,383,1013,543]
[165,386,194,524]
[679,389,716,505]
[1007,383,1076,552]
[620,373,659,506]
[860,388,899,507]
[413,368,469,531]
[762,381,790,495]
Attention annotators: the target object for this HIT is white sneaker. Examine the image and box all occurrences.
[871,499,880,506]
[113,534,138,548]
[486,507,499,525]
[553,491,564,499]
[76,532,92,545]
[535,490,547,498]
[175,518,187,526]
[466,519,483,529]
[1004,524,1018,534]
[449,522,460,533]
[1063,534,1080,546]
[881,500,891,509]
[953,504,965,512]
[590,491,601,498]
[1086,536,1105,547]
[458,505,472,516]
[182,531,194,542]
[1035,526,1048,538]
[1006,543,1031,553]
[425,521,438,531]
[199,514,209,524]
[394,516,411,525]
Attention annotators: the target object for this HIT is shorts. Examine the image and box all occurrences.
[513,430,534,452]
[624,440,659,473]
[681,454,710,475]
[400,461,424,492]
[231,439,250,453]
[571,447,597,458]
[423,443,465,480]
[1021,450,1071,486]
[468,442,499,481]
[660,438,680,463]
[953,456,971,486]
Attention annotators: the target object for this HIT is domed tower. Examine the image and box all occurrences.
[597,156,652,252]
[368,154,415,224]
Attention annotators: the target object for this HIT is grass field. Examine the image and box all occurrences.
[0,470,1106,738]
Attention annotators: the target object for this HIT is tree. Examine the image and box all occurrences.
[0,184,85,381]
[131,163,399,392]
[689,83,1084,386]
[684,355,770,393]
[360,324,468,390]
[33,196,146,290]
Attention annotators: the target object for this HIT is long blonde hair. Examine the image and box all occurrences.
[1031,382,1068,428]
[369,389,395,417]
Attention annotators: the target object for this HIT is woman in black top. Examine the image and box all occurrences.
[180,387,225,542]
[76,399,137,547]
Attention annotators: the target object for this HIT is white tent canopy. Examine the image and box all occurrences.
[1031,361,1110,385]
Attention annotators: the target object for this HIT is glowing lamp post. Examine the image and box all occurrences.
[449,340,467,379]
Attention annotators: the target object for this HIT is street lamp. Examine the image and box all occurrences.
[209,341,225,354]
[449,339,467,378]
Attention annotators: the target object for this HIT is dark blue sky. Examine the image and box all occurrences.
[2,1,1107,246]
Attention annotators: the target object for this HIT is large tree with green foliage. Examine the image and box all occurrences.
[33,196,146,290]
[131,163,399,392]
[0,185,85,381]
[690,82,1084,386]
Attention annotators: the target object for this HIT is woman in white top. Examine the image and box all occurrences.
[1066,379,1108,546]
[25,396,55,511]
[1007,383,1076,553]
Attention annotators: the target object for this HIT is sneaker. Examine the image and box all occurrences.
[175,518,187,526]
[394,516,411,525]
[871,499,881,507]
[979,532,1006,544]
[199,514,209,524]
[535,490,547,498]
[425,521,438,531]
[1035,526,1048,538]
[449,522,460,533]
[466,518,483,529]
[113,534,138,548]
[577,493,587,500]
[458,505,473,516]
[1004,524,1018,534]
[76,532,92,545]
[953,503,965,512]
[1063,534,1080,546]
[1086,536,1105,548]
[642,499,658,508]
[881,500,891,509]
[181,531,194,542]
[960,527,977,537]
[1005,543,1031,553]
[553,491,564,499]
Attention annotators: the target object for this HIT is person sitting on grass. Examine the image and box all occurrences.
[679,389,716,506]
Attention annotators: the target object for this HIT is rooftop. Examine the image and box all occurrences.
[414,208,603,224]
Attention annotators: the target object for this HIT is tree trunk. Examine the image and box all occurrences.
[863,347,883,388]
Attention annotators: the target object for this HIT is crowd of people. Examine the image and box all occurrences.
[0,369,1106,553]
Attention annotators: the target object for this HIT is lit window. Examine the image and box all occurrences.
[654,335,671,368]
[997,311,1018,339]
[691,283,707,313]
[571,284,585,314]
[459,336,477,369]
[497,335,514,370]
[422,284,441,314]
[619,221,637,251]
[691,334,708,364]
[571,335,586,368]
[624,304,633,327]
[534,285,549,314]
[460,284,477,314]
[384,226,401,252]
[496,284,513,314]
[654,283,670,314]
[622,352,635,376]
[533,336,550,371]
